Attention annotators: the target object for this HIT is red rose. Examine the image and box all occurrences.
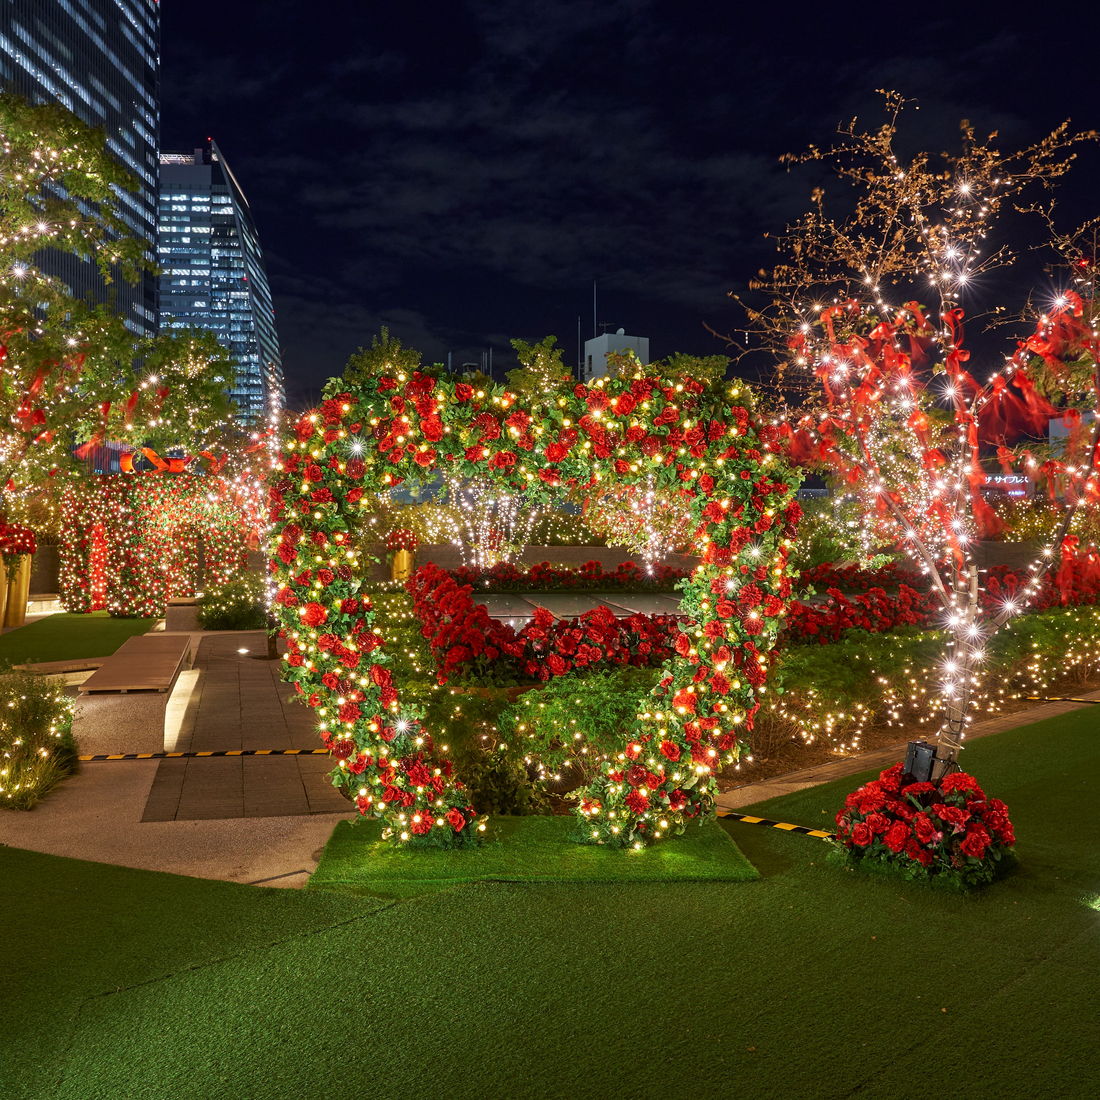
[414,448,437,466]
[659,740,681,762]
[884,820,911,854]
[958,828,989,859]
[300,602,327,627]
[338,702,361,723]
[545,442,568,462]
[411,815,433,835]
[488,450,517,469]
[455,383,474,402]
[850,822,873,847]
[624,790,650,814]
[406,762,432,787]
[614,392,636,416]
[445,807,467,832]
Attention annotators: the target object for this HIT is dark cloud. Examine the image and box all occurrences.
[161,2,1100,406]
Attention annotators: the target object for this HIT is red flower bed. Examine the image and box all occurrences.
[798,561,923,590]
[786,553,1100,645]
[785,583,936,643]
[834,763,1016,888]
[407,563,679,684]
[446,559,688,592]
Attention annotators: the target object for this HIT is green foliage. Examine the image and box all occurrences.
[448,741,547,816]
[500,668,661,788]
[198,574,267,631]
[0,672,76,810]
[0,94,235,505]
[506,335,572,394]
[661,352,729,385]
[333,328,423,396]
[789,497,892,576]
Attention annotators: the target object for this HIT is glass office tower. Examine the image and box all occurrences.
[158,140,284,424]
[0,0,160,336]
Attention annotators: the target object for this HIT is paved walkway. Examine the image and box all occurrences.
[716,690,1100,809]
[143,632,347,821]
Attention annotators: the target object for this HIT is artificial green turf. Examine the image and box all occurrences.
[309,814,759,897]
[0,611,152,665]
[2,706,1098,1099]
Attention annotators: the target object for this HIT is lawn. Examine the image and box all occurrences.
[0,611,152,665]
[2,708,1097,1099]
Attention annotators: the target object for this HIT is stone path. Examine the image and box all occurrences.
[716,689,1100,810]
[141,632,347,822]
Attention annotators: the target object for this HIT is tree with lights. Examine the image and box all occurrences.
[0,93,235,511]
[749,93,1100,776]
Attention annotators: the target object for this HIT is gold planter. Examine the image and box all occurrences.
[390,549,415,583]
[3,554,30,628]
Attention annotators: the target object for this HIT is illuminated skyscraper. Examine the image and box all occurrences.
[0,0,160,336]
[158,140,284,424]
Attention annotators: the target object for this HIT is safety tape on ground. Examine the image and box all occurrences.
[77,748,333,761]
[1026,695,1100,705]
[717,808,835,841]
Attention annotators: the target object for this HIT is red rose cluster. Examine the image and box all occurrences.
[834,763,1016,887]
[785,552,1100,646]
[407,563,678,683]
[385,527,418,552]
[785,583,936,644]
[0,523,36,556]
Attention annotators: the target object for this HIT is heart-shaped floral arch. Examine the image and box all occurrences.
[270,368,801,848]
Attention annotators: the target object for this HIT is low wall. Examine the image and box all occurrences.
[363,544,695,581]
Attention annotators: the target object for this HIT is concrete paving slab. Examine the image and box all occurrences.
[521,593,624,619]
[597,593,686,616]
[0,758,347,886]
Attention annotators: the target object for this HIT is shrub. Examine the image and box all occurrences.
[833,764,1016,889]
[198,574,267,630]
[500,667,661,790]
[0,672,76,810]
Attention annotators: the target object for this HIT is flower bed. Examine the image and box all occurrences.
[446,559,688,593]
[785,554,1100,646]
[833,763,1015,888]
[407,562,679,684]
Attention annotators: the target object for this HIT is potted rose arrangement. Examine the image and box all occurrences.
[833,763,1016,888]
[0,523,37,627]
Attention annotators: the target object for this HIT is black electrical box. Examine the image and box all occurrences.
[904,740,937,783]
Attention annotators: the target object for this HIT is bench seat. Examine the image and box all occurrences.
[73,633,192,754]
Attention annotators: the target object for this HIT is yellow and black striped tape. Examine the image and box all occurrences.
[78,748,332,762]
[717,808,835,841]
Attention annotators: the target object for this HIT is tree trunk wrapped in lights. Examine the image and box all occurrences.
[746,93,1100,775]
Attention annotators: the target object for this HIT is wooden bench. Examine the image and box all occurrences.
[72,633,192,755]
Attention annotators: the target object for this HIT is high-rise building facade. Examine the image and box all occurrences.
[0,0,160,336]
[158,141,284,424]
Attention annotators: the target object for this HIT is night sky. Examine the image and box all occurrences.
[161,2,1100,409]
